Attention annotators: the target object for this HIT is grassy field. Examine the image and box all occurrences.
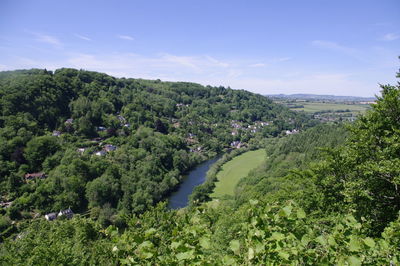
[290,102,370,113]
[211,149,266,199]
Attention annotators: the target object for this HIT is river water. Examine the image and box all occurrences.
[168,156,220,209]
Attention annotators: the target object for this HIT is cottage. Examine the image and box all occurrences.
[52,130,61,137]
[95,150,107,156]
[58,208,74,219]
[45,212,58,221]
[0,201,12,208]
[230,141,242,149]
[25,172,47,181]
[77,148,87,154]
[104,144,117,152]
[117,115,126,123]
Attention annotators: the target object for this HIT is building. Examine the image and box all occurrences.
[52,130,61,137]
[45,212,58,221]
[104,144,117,152]
[95,150,107,156]
[58,208,74,219]
[25,172,47,181]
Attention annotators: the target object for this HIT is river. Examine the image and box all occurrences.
[168,156,220,209]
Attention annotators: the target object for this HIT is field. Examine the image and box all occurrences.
[289,102,370,113]
[211,149,266,198]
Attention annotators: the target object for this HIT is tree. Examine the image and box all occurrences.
[24,136,60,171]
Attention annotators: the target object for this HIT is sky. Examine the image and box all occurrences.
[0,0,399,97]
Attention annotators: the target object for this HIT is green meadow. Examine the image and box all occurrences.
[211,149,266,198]
[290,102,370,113]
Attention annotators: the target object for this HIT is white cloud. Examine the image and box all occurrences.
[205,56,230,67]
[32,32,62,46]
[75,34,91,41]
[2,51,385,97]
[311,40,365,62]
[273,57,291,63]
[382,33,399,41]
[311,40,355,54]
[249,63,266,68]
[0,64,8,71]
[117,35,134,41]
[160,54,199,69]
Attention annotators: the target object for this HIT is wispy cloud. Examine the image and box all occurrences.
[75,34,91,41]
[0,64,8,71]
[311,40,364,62]
[117,35,134,41]
[32,32,62,46]
[205,56,230,67]
[311,40,355,53]
[2,51,386,97]
[382,33,399,41]
[249,63,266,68]
[273,57,291,63]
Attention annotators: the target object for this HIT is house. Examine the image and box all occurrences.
[117,115,126,123]
[45,212,58,221]
[0,201,12,208]
[104,144,117,152]
[58,208,74,219]
[77,148,87,154]
[285,129,299,135]
[52,130,61,137]
[65,118,74,124]
[95,150,106,156]
[25,172,47,181]
[230,141,242,149]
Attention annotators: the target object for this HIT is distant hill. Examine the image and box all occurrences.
[266,94,376,102]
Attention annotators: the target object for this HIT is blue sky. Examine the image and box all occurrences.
[0,0,399,96]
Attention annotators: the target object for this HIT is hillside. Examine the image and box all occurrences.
[0,68,312,228]
[1,68,399,264]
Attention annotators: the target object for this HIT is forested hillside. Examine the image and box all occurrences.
[0,68,311,234]
[1,68,399,264]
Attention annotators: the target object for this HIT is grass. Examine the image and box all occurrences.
[211,149,266,199]
[290,102,370,113]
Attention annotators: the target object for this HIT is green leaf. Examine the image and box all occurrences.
[363,237,375,248]
[230,240,241,254]
[139,240,153,249]
[349,236,361,252]
[315,235,326,246]
[327,236,337,246]
[279,205,292,217]
[176,250,194,261]
[248,247,255,260]
[199,237,211,249]
[301,235,310,246]
[222,255,236,265]
[170,241,181,250]
[141,252,154,259]
[271,232,285,241]
[348,256,361,266]
[296,208,306,219]
[144,228,156,237]
[278,251,290,260]
[249,199,259,205]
